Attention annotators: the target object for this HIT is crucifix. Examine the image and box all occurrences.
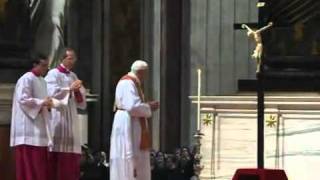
[242,22,273,73]
[241,22,273,169]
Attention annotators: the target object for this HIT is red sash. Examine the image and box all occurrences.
[74,90,84,103]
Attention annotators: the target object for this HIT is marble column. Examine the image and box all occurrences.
[140,0,162,150]
[0,84,15,180]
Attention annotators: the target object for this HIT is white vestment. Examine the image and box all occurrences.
[45,68,86,154]
[110,73,152,180]
[10,72,52,147]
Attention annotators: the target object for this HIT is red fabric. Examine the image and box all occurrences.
[31,68,41,77]
[74,90,84,103]
[48,152,81,180]
[56,65,70,74]
[121,75,139,87]
[232,168,288,180]
[15,145,50,180]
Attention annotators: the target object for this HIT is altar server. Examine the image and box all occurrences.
[10,55,52,180]
[45,48,86,180]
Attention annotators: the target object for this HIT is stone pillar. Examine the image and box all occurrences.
[140,0,161,150]
[0,84,15,180]
[100,0,112,152]
[159,0,183,152]
[0,84,14,125]
[90,0,104,151]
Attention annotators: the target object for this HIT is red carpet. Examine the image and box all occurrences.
[232,168,288,180]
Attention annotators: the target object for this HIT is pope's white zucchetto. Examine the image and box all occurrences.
[131,60,148,72]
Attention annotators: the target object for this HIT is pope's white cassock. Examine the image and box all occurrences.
[45,65,86,154]
[110,72,152,180]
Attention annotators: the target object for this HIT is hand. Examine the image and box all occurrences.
[70,80,82,91]
[42,97,53,108]
[148,101,160,111]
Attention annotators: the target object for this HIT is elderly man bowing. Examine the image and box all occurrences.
[110,60,160,180]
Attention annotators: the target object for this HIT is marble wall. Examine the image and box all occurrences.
[201,113,320,180]
[182,0,259,146]
[196,93,320,180]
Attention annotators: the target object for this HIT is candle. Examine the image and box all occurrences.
[197,69,201,131]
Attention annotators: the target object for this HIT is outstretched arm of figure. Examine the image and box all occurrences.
[241,24,254,32]
[256,22,273,33]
